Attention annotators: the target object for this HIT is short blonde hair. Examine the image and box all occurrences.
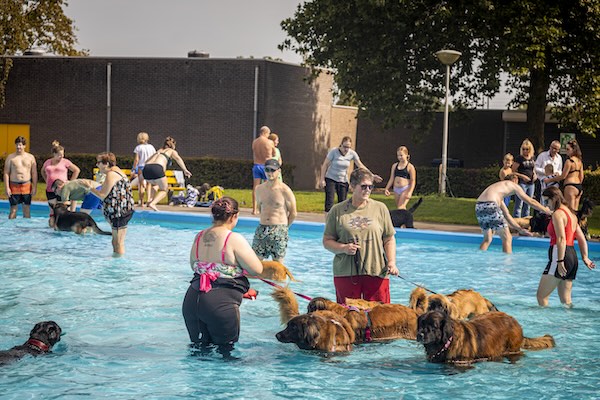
[137,132,149,144]
[503,153,513,161]
[268,133,279,142]
[520,139,535,157]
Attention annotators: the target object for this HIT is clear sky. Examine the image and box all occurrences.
[65,0,303,63]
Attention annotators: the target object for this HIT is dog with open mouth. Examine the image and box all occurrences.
[0,321,62,365]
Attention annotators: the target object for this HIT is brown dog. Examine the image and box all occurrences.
[272,288,354,352]
[248,260,298,282]
[0,321,62,365]
[409,287,497,320]
[416,310,554,363]
[307,293,423,342]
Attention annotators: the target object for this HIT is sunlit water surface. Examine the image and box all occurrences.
[0,208,599,399]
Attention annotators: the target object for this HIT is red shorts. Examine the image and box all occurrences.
[333,276,390,304]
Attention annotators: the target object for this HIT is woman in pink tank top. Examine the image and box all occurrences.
[536,187,595,307]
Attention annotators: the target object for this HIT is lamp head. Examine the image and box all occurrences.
[435,49,462,65]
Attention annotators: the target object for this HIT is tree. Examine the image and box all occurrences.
[281,0,600,151]
[0,0,86,106]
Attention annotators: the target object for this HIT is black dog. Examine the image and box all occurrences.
[51,203,111,235]
[529,211,551,235]
[390,197,423,228]
[0,321,62,365]
[577,198,595,240]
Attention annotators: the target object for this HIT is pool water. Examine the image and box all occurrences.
[1,205,599,399]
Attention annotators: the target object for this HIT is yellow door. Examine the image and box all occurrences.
[1,124,30,156]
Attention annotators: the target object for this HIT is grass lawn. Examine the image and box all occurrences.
[2,183,598,236]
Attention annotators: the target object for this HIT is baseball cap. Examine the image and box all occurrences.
[265,159,280,171]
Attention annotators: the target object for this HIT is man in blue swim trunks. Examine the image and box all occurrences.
[252,159,297,262]
[251,126,275,215]
[476,175,550,253]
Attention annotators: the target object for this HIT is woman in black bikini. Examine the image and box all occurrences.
[544,140,584,212]
[142,136,192,211]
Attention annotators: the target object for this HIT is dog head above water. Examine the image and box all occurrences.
[29,321,62,349]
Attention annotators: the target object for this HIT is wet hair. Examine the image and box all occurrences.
[542,186,567,210]
[567,139,582,159]
[162,136,176,150]
[268,133,279,142]
[211,197,239,222]
[137,132,149,144]
[350,168,374,187]
[340,136,352,146]
[51,140,64,155]
[15,136,26,145]
[97,152,117,167]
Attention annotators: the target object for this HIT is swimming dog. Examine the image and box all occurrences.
[390,197,423,228]
[409,287,498,320]
[0,321,62,365]
[50,203,111,235]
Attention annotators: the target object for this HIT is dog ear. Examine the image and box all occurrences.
[440,314,454,344]
[307,298,327,313]
[299,316,321,349]
[46,322,62,345]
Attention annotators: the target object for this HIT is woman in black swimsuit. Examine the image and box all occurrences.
[142,136,192,211]
[544,140,584,212]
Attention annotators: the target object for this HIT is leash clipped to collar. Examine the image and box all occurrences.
[256,277,313,301]
[431,335,453,360]
[396,274,437,294]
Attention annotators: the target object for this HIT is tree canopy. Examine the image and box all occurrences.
[281,0,600,150]
[0,0,86,106]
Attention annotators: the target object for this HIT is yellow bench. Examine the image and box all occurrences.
[93,168,186,195]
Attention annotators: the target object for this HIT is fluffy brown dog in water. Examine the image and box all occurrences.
[272,288,354,352]
[409,287,497,320]
[247,260,298,282]
[416,310,555,363]
[306,292,424,342]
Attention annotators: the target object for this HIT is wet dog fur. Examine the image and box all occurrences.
[409,287,498,320]
[248,260,298,282]
[416,310,555,363]
[272,288,354,352]
[0,321,62,365]
[50,203,111,235]
[389,197,423,228]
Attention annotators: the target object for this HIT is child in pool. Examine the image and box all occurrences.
[384,146,416,209]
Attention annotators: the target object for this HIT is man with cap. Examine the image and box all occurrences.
[252,159,297,262]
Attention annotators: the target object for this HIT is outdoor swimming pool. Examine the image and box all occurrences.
[1,202,599,399]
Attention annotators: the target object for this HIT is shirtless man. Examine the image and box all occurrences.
[3,136,38,219]
[476,174,551,253]
[252,159,297,262]
[251,126,275,214]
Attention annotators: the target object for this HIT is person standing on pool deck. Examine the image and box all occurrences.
[323,168,398,304]
[476,175,550,254]
[252,159,297,263]
[319,136,382,213]
[251,126,275,215]
[536,186,595,307]
[3,136,37,219]
[182,197,263,358]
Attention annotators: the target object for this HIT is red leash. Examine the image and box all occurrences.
[256,277,313,301]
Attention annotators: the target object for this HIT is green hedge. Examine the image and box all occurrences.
[6,154,295,189]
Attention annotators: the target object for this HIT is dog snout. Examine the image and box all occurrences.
[416,331,424,343]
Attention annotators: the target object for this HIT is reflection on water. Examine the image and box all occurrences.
[0,212,598,399]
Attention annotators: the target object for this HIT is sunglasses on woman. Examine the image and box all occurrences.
[360,184,374,191]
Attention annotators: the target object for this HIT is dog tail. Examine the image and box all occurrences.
[270,287,299,325]
[408,287,428,315]
[408,197,424,214]
[92,221,112,235]
[522,334,555,350]
[284,267,299,282]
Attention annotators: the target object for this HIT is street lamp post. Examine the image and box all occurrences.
[435,49,461,195]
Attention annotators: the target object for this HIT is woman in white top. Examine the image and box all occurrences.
[319,136,382,212]
[132,132,156,207]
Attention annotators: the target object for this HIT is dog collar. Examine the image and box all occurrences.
[26,339,50,352]
[431,335,453,360]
